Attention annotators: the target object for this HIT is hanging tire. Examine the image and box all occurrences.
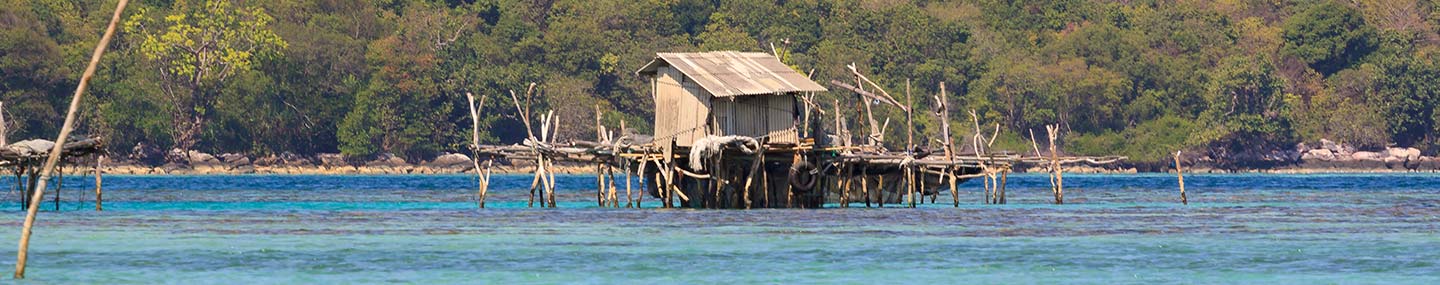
[788,160,817,191]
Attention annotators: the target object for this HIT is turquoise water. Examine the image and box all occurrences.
[2,174,1438,284]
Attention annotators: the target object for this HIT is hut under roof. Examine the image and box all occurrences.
[636,51,827,148]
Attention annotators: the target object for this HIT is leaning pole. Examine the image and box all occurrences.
[14,0,129,279]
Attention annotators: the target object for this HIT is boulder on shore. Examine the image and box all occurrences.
[1302,148,1335,161]
[1351,151,1384,161]
[365,153,409,168]
[316,153,348,167]
[427,153,473,168]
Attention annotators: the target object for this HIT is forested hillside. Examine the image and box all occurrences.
[4,0,1440,165]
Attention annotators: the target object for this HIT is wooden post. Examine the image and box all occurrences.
[465,93,487,208]
[0,101,6,147]
[596,162,606,207]
[907,167,917,208]
[595,105,605,207]
[480,160,492,208]
[838,164,849,208]
[877,174,886,208]
[760,151,769,208]
[905,80,916,208]
[635,155,648,209]
[947,167,958,207]
[742,152,761,209]
[970,110,988,204]
[94,155,102,211]
[999,168,1008,204]
[547,158,557,208]
[607,163,620,208]
[54,166,61,212]
[1175,151,1187,205]
[1047,125,1063,204]
[16,0,127,278]
[527,158,541,207]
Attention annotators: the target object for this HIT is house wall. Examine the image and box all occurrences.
[653,66,712,147]
[710,94,799,144]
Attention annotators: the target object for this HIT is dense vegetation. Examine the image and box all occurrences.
[4,0,1440,164]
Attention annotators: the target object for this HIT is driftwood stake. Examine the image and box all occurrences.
[16,0,127,278]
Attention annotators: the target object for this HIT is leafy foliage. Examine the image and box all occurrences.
[5,0,1440,164]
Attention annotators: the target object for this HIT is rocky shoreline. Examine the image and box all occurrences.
[64,142,1440,176]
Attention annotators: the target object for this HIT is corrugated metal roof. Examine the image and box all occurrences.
[636,51,827,97]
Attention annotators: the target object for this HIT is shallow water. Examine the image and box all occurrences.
[1,174,1438,284]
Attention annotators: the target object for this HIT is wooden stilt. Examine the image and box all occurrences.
[606,167,617,208]
[760,153,769,208]
[547,158,557,208]
[742,153,761,209]
[999,169,1008,204]
[596,162,606,207]
[624,159,633,208]
[948,167,959,207]
[869,174,881,208]
[838,164,849,208]
[94,155,102,211]
[54,165,61,211]
[479,160,492,208]
[861,165,871,208]
[635,156,648,209]
[528,158,541,207]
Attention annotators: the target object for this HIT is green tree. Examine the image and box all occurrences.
[125,0,287,155]
[1281,1,1377,75]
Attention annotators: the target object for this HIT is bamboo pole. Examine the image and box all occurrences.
[1175,151,1186,205]
[16,0,127,278]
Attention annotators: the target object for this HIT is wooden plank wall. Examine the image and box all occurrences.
[710,94,798,144]
[654,66,711,147]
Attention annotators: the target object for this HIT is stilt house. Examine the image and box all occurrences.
[636,51,827,148]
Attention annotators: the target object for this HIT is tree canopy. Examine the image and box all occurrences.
[5,0,1440,164]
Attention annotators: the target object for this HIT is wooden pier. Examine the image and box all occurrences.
[467,52,1124,209]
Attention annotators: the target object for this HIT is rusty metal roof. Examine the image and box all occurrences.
[636,51,827,97]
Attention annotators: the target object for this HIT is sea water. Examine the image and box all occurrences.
[0,174,1437,284]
